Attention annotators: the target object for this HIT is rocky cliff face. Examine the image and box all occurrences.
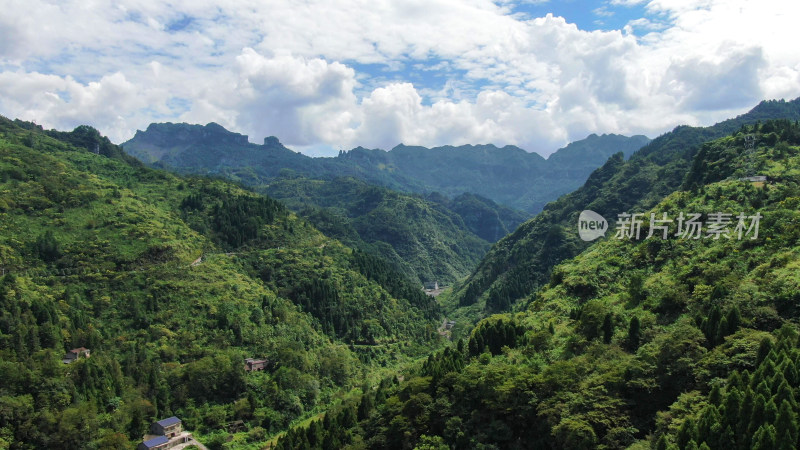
[132,122,249,147]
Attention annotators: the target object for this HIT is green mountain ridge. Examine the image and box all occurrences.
[263,176,525,284]
[123,124,650,214]
[126,123,544,284]
[268,117,800,449]
[122,123,647,286]
[0,116,443,448]
[453,97,800,314]
[6,98,800,449]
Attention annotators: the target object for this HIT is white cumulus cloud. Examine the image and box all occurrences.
[0,0,797,156]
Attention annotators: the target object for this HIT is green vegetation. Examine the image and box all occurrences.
[126,123,538,284]
[266,117,800,449]
[121,123,649,289]
[656,328,800,449]
[5,99,800,449]
[453,98,800,315]
[0,116,442,448]
[264,177,520,284]
[123,123,649,214]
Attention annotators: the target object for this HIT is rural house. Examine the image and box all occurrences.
[62,347,91,364]
[138,417,200,450]
[245,357,268,372]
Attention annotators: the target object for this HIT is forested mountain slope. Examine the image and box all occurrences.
[0,116,441,448]
[270,119,800,449]
[453,98,800,313]
[123,123,649,286]
[263,176,526,284]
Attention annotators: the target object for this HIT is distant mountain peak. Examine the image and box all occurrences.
[125,121,652,213]
[133,121,249,147]
[203,121,226,130]
[263,136,281,147]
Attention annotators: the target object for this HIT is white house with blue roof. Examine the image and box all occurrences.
[138,435,169,450]
[138,416,204,450]
[151,416,182,438]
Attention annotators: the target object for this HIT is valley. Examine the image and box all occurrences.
[2,97,800,449]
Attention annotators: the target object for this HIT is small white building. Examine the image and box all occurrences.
[739,175,768,182]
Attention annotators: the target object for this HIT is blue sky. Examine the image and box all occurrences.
[0,0,798,156]
[512,0,649,31]
[347,1,653,107]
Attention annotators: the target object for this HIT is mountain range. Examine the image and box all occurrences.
[123,124,650,214]
[4,96,800,449]
[123,124,649,284]
[263,176,529,284]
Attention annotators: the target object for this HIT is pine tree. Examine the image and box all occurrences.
[627,273,645,305]
[340,405,356,429]
[749,394,767,436]
[740,369,752,389]
[782,359,798,385]
[726,306,741,331]
[774,400,798,450]
[278,433,293,450]
[757,338,774,364]
[737,388,754,438]
[773,379,796,409]
[695,405,720,446]
[723,388,741,428]
[297,431,311,449]
[751,424,777,450]
[628,316,641,351]
[602,313,613,344]
[728,371,741,391]
[716,425,735,449]
[677,418,696,449]
[357,392,374,421]
[322,432,339,450]
[764,399,778,424]
[709,384,722,406]
[754,380,771,400]
[705,305,721,343]
[307,420,323,449]
[771,370,787,394]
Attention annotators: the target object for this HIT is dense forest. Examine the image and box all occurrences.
[0,116,443,449]
[3,98,800,449]
[452,98,800,316]
[268,117,800,449]
[121,122,652,288]
[263,176,525,284]
[125,123,537,285]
